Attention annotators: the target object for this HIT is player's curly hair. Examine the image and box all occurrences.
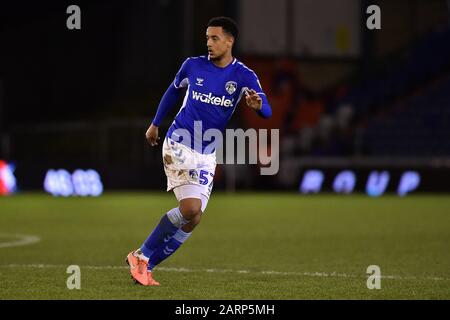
[207,16,239,40]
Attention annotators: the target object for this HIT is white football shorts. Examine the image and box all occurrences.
[162,137,216,210]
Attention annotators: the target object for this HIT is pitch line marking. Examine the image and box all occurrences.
[0,234,41,248]
[0,263,449,282]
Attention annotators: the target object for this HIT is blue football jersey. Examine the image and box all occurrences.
[166,56,267,154]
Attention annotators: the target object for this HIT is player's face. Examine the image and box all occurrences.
[206,27,233,60]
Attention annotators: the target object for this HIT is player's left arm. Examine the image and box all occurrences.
[243,71,272,119]
[245,89,272,118]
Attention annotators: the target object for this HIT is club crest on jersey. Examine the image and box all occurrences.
[225,81,237,95]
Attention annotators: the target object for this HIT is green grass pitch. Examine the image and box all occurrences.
[0,192,449,299]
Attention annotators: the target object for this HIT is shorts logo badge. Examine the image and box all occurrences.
[225,81,237,95]
[189,169,199,182]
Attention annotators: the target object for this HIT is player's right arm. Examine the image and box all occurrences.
[146,58,191,146]
[146,84,181,146]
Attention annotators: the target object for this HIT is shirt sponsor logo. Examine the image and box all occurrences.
[192,90,234,107]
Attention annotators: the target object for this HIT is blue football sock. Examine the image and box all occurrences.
[140,209,180,258]
[148,228,192,270]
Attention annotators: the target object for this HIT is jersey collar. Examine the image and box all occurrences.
[208,56,237,70]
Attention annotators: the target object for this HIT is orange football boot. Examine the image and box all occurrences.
[146,271,160,286]
[126,250,160,286]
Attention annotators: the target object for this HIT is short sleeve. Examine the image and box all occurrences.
[242,69,266,96]
[173,58,191,89]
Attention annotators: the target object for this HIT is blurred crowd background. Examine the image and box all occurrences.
[1,0,449,193]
